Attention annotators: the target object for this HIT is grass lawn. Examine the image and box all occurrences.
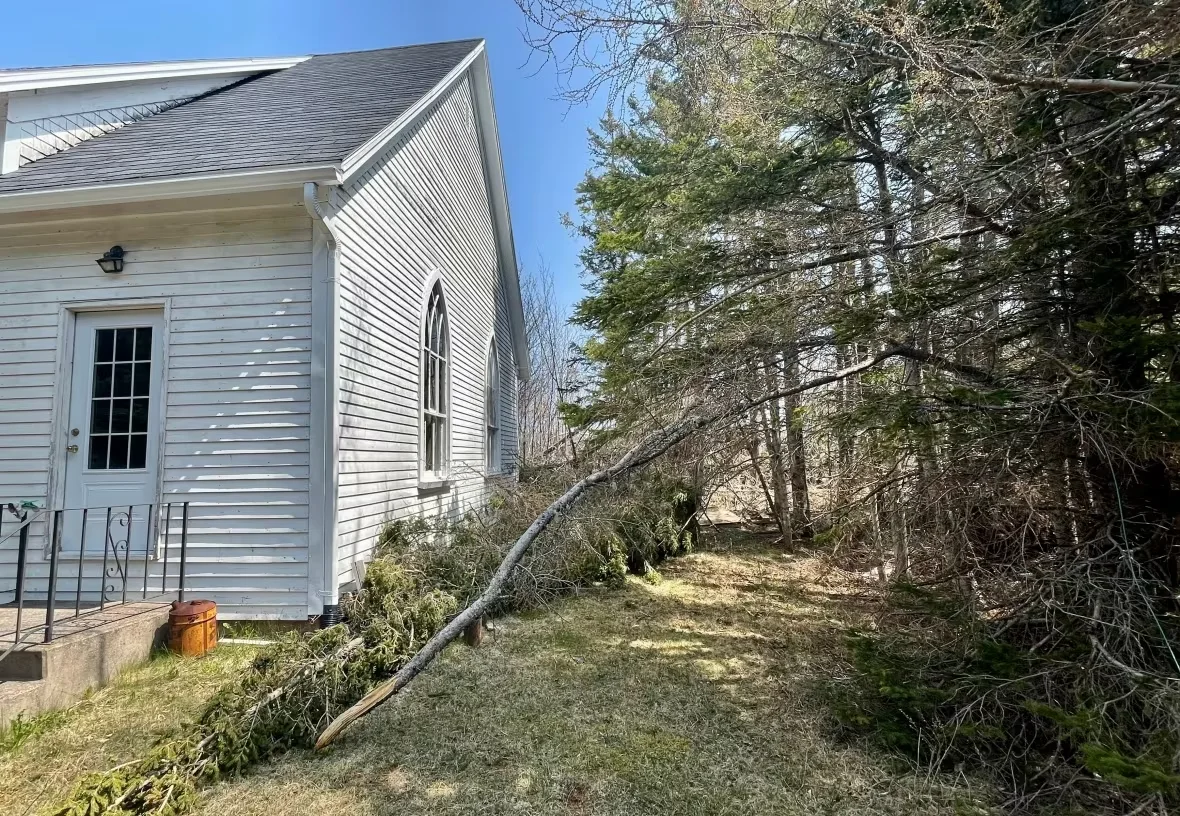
[0,645,259,815]
[191,528,993,816]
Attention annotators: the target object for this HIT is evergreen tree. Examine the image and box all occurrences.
[524,0,1180,808]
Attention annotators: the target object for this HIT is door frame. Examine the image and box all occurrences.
[46,297,172,556]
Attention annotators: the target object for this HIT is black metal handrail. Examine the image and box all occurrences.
[1,502,190,648]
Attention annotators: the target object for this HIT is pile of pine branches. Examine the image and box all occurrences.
[53,470,705,815]
[53,546,457,816]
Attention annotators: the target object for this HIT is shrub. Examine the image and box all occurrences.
[827,581,1180,814]
[375,469,701,606]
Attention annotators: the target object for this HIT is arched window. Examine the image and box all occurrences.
[485,337,501,473]
[422,279,449,478]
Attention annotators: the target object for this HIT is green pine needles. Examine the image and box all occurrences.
[54,558,456,816]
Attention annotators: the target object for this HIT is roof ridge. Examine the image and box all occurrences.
[304,38,485,59]
[164,69,275,114]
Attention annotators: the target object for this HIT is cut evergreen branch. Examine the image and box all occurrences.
[51,560,459,816]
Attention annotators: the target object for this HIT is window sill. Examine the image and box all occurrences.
[417,478,452,495]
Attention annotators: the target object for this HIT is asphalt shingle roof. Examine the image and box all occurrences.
[0,39,482,194]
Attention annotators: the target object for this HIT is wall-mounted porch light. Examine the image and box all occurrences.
[96,246,125,273]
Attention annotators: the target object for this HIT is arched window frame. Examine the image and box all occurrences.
[485,335,502,474]
[419,272,450,483]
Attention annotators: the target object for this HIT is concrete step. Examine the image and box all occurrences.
[0,602,169,727]
[0,679,44,730]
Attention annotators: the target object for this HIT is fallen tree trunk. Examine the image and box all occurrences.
[316,343,981,748]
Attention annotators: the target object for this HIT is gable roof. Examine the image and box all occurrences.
[0,38,529,378]
[0,40,482,194]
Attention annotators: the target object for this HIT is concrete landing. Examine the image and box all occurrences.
[0,602,169,729]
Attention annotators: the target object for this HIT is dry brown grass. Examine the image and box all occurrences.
[194,527,994,816]
[0,645,258,815]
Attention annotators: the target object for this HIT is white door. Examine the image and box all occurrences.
[62,310,165,556]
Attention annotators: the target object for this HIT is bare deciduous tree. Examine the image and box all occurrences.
[516,263,585,466]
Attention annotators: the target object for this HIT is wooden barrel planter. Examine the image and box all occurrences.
[168,599,218,657]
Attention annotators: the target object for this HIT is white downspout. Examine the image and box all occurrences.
[303,181,342,623]
[0,95,18,175]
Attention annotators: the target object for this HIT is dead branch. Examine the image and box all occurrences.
[642,229,998,367]
[315,344,921,748]
[780,30,1180,96]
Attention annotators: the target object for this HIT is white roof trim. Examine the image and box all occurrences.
[469,51,531,381]
[339,42,485,182]
[338,43,529,380]
[0,164,340,214]
[0,45,531,379]
[0,56,308,93]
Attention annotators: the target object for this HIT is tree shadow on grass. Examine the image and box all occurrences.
[196,527,991,816]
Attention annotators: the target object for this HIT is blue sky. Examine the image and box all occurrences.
[0,0,600,311]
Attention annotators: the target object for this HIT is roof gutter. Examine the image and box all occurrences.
[0,164,341,215]
[303,181,343,622]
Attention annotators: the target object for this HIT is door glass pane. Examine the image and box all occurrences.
[134,327,152,360]
[112,363,133,397]
[95,330,114,363]
[108,434,129,469]
[93,363,113,398]
[132,362,150,396]
[88,325,152,470]
[114,328,135,361]
[131,398,149,433]
[128,434,147,469]
[90,399,111,434]
[88,435,108,470]
[111,398,131,433]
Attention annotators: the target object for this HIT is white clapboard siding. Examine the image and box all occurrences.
[333,73,519,577]
[0,203,313,619]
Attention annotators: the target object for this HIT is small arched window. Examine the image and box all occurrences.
[485,337,501,473]
[422,279,449,478]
